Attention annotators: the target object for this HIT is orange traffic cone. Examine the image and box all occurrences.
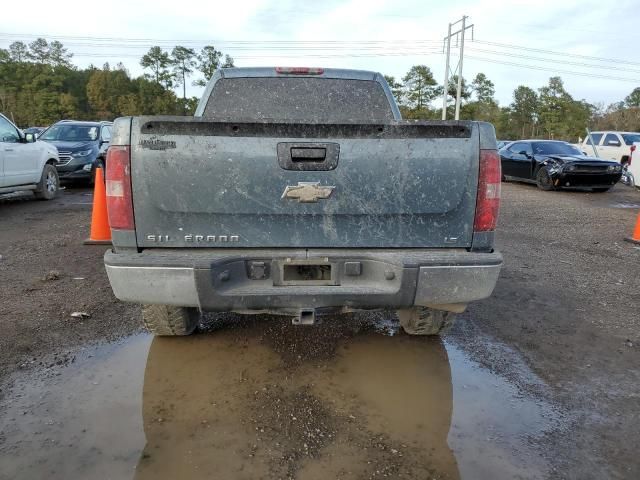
[84,167,112,245]
[625,211,640,245]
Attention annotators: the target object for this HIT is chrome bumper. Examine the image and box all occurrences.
[104,248,502,311]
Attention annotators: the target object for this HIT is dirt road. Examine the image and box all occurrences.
[0,183,639,479]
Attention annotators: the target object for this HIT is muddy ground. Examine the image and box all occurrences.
[0,182,639,479]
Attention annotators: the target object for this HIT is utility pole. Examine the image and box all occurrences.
[441,15,474,120]
[441,23,452,120]
[454,16,467,121]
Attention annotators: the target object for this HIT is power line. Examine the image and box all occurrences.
[66,49,444,60]
[0,32,441,45]
[462,55,640,83]
[466,47,640,75]
[473,40,640,67]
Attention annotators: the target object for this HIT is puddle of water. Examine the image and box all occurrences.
[0,318,560,480]
[446,342,558,479]
[0,335,150,480]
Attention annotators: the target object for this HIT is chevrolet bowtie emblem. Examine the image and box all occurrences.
[281,182,335,203]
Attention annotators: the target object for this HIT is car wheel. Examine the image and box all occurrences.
[592,187,611,193]
[397,307,455,336]
[142,304,199,336]
[535,167,555,191]
[34,164,59,200]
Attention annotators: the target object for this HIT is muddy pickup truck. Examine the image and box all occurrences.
[103,67,502,336]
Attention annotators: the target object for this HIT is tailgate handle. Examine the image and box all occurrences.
[291,147,327,161]
[277,142,339,171]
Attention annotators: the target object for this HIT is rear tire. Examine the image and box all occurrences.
[142,305,199,336]
[34,164,59,200]
[397,307,456,336]
[535,167,555,191]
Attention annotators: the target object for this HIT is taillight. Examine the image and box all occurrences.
[275,67,324,75]
[105,146,135,230]
[474,149,501,232]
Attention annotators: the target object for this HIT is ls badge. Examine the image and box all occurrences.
[281,182,335,203]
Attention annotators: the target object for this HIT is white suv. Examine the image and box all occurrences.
[579,131,640,165]
[0,113,60,200]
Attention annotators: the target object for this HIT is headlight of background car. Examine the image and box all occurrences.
[607,165,621,172]
[72,149,93,158]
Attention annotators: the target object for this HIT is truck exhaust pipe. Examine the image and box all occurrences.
[293,309,316,325]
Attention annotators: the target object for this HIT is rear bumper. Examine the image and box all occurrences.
[104,248,502,312]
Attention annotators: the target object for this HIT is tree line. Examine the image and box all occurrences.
[1,38,639,141]
[0,38,234,126]
[386,66,640,141]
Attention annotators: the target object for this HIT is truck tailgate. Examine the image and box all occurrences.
[129,117,479,248]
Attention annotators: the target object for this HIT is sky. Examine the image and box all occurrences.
[1,0,639,109]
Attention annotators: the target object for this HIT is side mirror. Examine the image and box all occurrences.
[25,133,36,143]
[518,150,531,158]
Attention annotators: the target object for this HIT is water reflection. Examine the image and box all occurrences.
[134,327,460,479]
[0,316,556,480]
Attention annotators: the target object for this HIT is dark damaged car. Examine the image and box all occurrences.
[500,140,623,192]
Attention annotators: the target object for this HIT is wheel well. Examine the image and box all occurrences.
[46,159,56,165]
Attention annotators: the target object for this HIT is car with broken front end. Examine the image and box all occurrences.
[103,66,503,337]
[500,140,622,191]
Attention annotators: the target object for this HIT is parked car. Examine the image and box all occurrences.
[0,113,60,200]
[579,131,640,165]
[38,120,112,183]
[103,67,503,337]
[23,126,46,138]
[501,140,623,192]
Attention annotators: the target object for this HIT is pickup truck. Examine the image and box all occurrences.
[0,113,60,200]
[103,67,503,336]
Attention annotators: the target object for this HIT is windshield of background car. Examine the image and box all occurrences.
[621,133,640,145]
[203,77,395,123]
[532,142,582,156]
[40,124,99,142]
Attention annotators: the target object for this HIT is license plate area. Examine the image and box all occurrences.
[274,258,338,286]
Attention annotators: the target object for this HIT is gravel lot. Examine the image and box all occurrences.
[0,182,639,479]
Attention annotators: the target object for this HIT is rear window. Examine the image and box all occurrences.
[202,77,395,124]
[621,133,640,145]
